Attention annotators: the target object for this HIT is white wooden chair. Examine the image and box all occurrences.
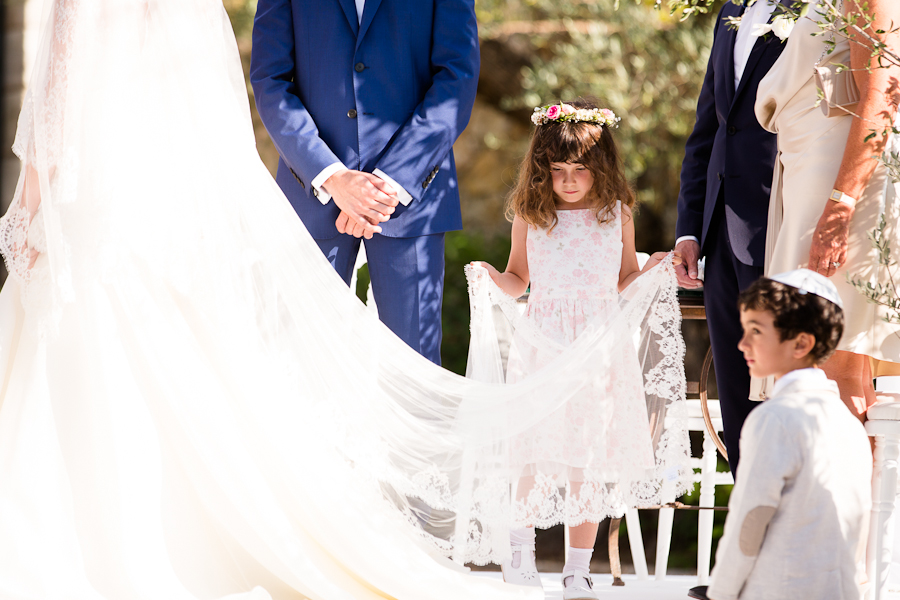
[864,402,900,600]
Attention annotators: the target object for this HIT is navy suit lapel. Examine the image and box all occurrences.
[733,38,765,103]
[733,1,788,105]
[722,2,744,108]
[338,0,360,36]
[357,0,384,49]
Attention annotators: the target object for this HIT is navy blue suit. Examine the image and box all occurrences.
[676,2,786,473]
[250,0,480,364]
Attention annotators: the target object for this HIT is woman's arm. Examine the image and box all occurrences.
[808,0,900,276]
[473,216,530,298]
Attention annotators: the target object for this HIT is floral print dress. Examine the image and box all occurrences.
[507,204,656,528]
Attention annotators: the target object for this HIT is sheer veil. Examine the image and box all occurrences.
[0,0,691,598]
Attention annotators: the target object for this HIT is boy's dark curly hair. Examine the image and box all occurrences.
[738,278,844,364]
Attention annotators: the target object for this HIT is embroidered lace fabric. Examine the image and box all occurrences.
[465,211,692,530]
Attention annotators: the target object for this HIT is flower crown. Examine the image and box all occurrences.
[531,103,619,127]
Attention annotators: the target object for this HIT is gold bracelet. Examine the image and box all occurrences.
[829,189,857,207]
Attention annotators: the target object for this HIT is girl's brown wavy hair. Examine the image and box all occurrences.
[507,98,635,232]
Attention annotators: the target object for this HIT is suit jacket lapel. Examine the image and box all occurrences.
[733,33,769,102]
[338,0,360,36]
[723,2,743,108]
[733,0,787,105]
[356,0,384,49]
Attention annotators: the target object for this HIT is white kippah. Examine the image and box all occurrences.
[768,268,844,310]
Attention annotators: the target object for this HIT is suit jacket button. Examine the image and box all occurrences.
[727,126,736,135]
[422,181,428,189]
[348,109,358,119]
[313,188,319,197]
[355,62,366,73]
[718,173,724,181]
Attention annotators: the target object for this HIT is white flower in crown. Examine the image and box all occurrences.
[531,103,620,127]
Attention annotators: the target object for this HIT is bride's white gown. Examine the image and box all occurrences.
[0,1,690,599]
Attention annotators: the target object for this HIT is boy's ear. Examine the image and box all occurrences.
[793,332,816,360]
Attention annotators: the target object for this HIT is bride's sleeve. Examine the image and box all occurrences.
[0,0,78,281]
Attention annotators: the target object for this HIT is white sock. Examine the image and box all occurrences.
[564,546,593,575]
[510,526,536,548]
[508,527,536,569]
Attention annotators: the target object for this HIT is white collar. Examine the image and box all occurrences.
[771,368,828,398]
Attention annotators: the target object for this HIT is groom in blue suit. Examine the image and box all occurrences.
[250,0,480,365]
[675,0,787,474]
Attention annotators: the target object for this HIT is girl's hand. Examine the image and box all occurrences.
[469,261,502,285]
[641,251,678,273]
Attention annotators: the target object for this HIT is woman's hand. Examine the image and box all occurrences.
[807,200,853,278]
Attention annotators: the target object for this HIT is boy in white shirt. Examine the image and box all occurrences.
[700,269,872,600]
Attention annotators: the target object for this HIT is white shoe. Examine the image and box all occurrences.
[500,544,542,588]
[562,569,598,600]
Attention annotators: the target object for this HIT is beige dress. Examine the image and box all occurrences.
[755,5,900,361]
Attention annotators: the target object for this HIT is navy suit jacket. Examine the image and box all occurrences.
[250,0,479,239]
[676,2,786,267]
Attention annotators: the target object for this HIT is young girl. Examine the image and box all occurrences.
[472,99,678,599]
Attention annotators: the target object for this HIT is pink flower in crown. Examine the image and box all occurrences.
[600,109,615,120]
[560,103,576,115]
[546,105,562,120]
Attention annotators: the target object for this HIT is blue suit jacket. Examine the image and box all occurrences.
[675,2,787,267]
[250,0,479,240]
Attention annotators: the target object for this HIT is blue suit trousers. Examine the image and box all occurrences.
[317,233,445,365]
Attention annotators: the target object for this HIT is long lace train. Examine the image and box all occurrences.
[0,1,691,598]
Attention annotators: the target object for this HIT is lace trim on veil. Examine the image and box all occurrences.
[462,257,692,538]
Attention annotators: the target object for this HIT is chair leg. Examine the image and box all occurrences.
[608,518,625,586]
[625,508,649,580]
[656,481,676,580]
[697,430,718,585]
[868,431,900,600]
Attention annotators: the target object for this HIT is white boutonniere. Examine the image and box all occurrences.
[753,14,796,40]
[728,0,811,41]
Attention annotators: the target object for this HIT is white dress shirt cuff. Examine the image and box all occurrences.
[312,162,347,205]
[373,169,413,206]
[675,235,699,247]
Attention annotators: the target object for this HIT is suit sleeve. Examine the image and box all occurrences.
[249,0,342,187]
[707,410,801,600]
[373,0,480,203]
[675,13,723,240]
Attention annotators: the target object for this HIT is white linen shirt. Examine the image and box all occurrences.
[708,368,871,600]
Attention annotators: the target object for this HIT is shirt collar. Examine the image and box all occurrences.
[771,368,828,398]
